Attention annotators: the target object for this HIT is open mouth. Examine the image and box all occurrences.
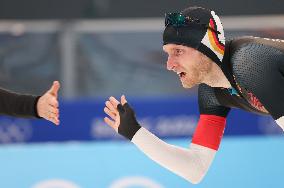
[177,72,186,78]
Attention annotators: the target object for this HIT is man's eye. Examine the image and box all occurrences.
[175,49,183,55]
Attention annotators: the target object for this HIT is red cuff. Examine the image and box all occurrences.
[192,114,226,150]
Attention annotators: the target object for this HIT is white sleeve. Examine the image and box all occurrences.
[131,127,216,184]
[276,116,284,131]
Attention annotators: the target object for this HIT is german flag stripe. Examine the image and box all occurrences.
[209,18,225,49]
[208,19,224,55]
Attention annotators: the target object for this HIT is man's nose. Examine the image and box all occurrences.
[166,56,176,70]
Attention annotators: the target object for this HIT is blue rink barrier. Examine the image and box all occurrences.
[0,96,282,144]
[0,136,283,188]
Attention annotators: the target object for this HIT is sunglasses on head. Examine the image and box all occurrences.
[164,12,200,27]
[164,12,220,34]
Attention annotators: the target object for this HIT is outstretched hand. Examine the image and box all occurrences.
[104,95,127,132]
[104,95,141,140]
[37,81,60,125]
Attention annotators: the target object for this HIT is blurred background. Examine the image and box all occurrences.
[0,0,283,187]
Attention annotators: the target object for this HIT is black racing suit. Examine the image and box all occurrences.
[199,36,284,121]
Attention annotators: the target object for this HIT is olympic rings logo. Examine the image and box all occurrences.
[0,118,32,143]
[32,176,164,188]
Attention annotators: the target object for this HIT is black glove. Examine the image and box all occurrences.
[117,103,141,140]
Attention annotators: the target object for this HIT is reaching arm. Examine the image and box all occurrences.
[0,81,60,125]
[132,127,216,184]
[0,87,39,117]
[104,96,226,184]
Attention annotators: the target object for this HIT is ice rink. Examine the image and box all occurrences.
[0,135,283,188]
